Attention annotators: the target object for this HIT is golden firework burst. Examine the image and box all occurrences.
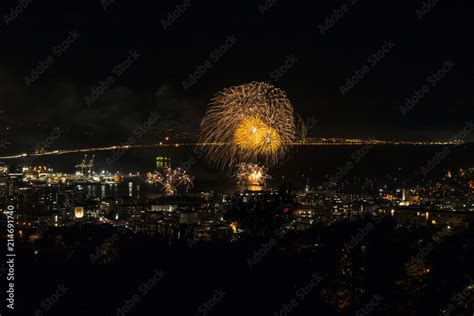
[235,162,270,185]
[200,81,304,170]
[146,167,193,196]
[234,116,282,155]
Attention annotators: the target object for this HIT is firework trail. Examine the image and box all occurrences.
[146,167,193,196]
[235,163,270,186]
[200,81,305,170]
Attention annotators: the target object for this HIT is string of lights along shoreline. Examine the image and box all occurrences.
[0,138,464,161]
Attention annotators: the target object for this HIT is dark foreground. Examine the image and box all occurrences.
[8,217,474,316]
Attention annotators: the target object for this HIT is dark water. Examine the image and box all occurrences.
[26,144,473,194]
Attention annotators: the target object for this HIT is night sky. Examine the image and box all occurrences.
[0,0,472,153]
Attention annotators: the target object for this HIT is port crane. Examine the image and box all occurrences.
[75,154,94,177]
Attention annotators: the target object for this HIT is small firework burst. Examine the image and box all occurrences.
[200,81,305,170]
[235,163,270,186]
[146,167,193,196]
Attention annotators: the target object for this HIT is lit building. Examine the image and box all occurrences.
[156,156,171,170]
[0,163,9,200]
[74,206,84,218]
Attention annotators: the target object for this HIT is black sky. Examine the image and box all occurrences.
[0,0,473,152]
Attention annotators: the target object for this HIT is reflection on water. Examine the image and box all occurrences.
[78,179,241,199]
[80,181,148,199]
[239,185,265,191]
[47,145,473,196]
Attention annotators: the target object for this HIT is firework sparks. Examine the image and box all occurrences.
[235,163,270,186]
[146,167,194,196]
[200,81,304,170]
